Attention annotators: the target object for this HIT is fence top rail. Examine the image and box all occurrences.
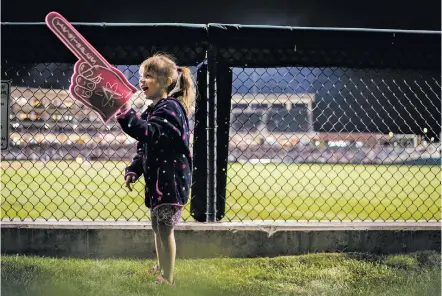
[2,21,441,35]
[207,23,442,46]
[1,22,209,65]
[2,22,440,69]
[207,23,440,69]
[0,22,208,29]
[208,23,441,35]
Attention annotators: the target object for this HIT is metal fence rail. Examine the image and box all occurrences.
[1,23,440,222]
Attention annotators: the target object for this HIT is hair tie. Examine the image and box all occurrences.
[168,67,183,98]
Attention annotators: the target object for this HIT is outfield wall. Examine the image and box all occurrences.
[2,221,440,259]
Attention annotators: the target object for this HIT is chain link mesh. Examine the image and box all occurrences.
[1,60,201,221]
[1,25,440,223]
[224,65,440,221]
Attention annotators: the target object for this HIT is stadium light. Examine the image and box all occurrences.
[423,128,428,133]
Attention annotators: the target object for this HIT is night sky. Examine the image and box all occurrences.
[2,0,440,31]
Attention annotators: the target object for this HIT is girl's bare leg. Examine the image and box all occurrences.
[151,216,165,274]
[158,224,176,283]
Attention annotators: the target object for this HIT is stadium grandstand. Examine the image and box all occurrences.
[4,84,439,165]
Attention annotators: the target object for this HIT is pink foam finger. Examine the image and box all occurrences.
[45,12,138,123]
[45,11,110,68]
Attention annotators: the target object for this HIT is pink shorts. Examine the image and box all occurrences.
[150,205,183,227]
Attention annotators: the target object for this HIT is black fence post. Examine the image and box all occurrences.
[190,64,208,222]
[207,45,217,222]
[215,63,232,221]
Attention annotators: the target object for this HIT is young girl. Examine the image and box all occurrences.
[116,53,195,286]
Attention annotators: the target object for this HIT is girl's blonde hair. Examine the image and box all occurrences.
[139,53,195,116]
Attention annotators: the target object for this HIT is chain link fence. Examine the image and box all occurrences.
[210,24,441,222]
[1,59,204,221]
[224,66,441,221]
[1,23,441,223]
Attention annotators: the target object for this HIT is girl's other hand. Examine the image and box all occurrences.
[125,175,136,191]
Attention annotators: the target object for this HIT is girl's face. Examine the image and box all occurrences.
[139,70,166,100]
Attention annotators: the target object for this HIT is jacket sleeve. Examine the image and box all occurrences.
[116,101,184,144]
[124,141,144,181]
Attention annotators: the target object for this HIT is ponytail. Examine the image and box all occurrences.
[168,66,195,117]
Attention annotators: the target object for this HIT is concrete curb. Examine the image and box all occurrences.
[2,220,440,230]
[1,221,440,259]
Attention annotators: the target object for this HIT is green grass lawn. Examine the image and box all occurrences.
[1,160,440,221]
[1,252,440,296]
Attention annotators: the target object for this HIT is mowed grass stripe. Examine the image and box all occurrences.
[1,161,440,221]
